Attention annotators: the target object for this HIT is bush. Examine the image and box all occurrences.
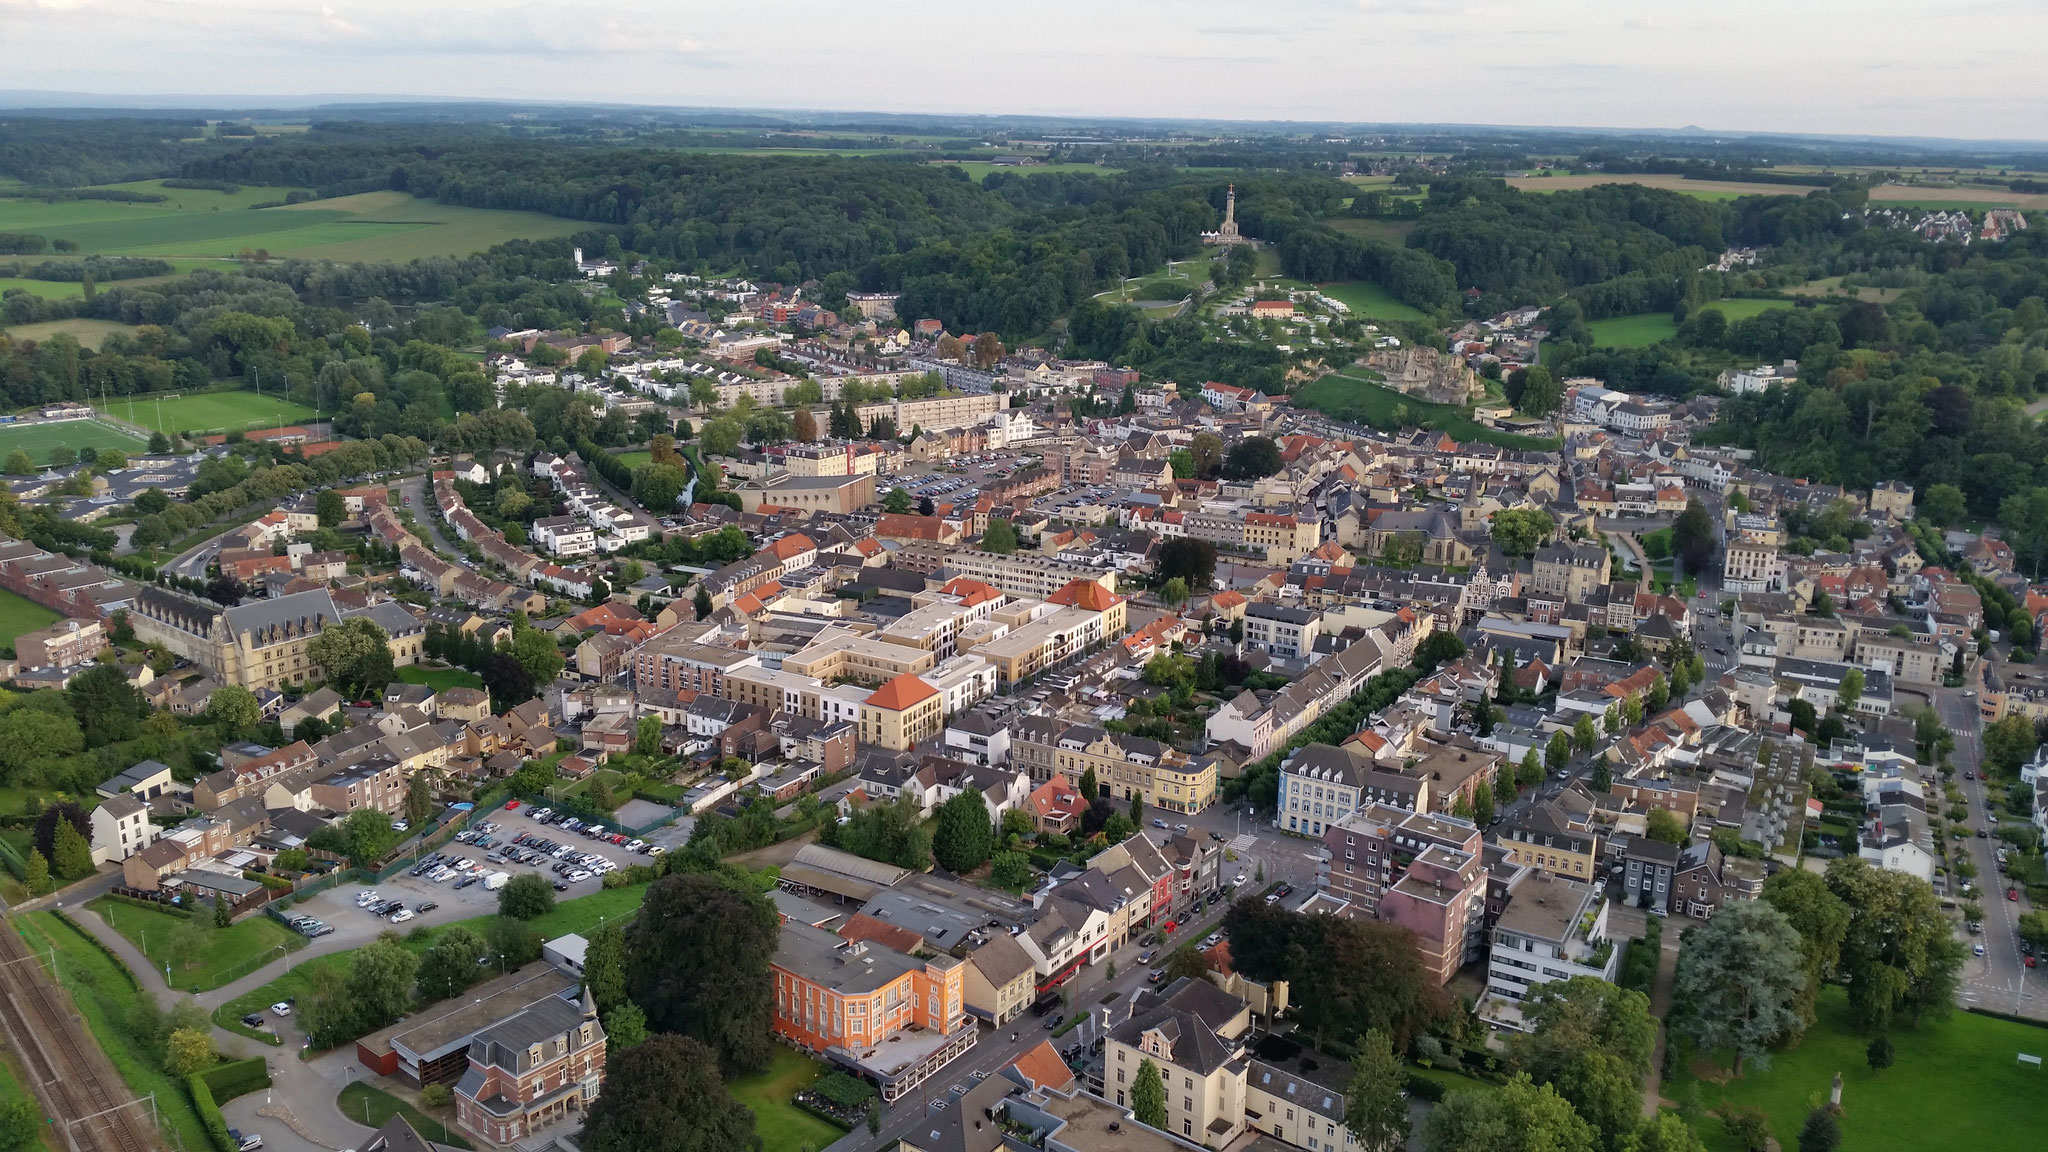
[1403,1072,1445,1102]
[813,1070,877,1110]
[200,1057,271,1103]
[420,1083,452,1110]
[188,1075,235,1152]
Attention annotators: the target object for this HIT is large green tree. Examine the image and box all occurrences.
[1221,899,1443,1051]
[1344,1028,1411,1152]
[202,684,262,739]
[1223,436,1284,479]
[582,921,628,1014]
[931,789,996,874]
[1823,858,1965,1030]
[66,664,146,747]
[1670,499,1718,575]
[1130,1057,1167,1128]
[1673,900,1807,1074]
[499,872,556,920]
[1761,868,1851,1029]
[981,518,1018,554]
[307,616,395,698]
[1424,1074,1597,1152]
[416,925,491,1002]
[1490,508,1555,557]
[580,1034,757,1152]
[624,873,779,1075]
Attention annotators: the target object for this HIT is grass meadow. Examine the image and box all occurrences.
[1585,298,1796,348]
[0,587,62,651]
[0,318,138,349]
[1314,279,1431,322]
[1292,369,1557,450]
[103,389,322,435]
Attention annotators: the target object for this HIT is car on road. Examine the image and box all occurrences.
[1045,1014,1064,1030]
[2010,888,2021,901]
[1975,943,1987,956]
[1979,828,1990,838]
[1151,819,1168,829]
[1208,831,1227,842]
[227,1130,262,1151]
[1965,771,1976,780]
[270,1002,292,1016]
[416,902,438,913]
[389,908,416,924]
[240,1013,266,1029]
[1147,968,1165,983]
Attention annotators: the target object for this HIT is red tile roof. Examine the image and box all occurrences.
[865,673,938,711]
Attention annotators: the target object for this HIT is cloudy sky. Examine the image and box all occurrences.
[3,0,2044,141]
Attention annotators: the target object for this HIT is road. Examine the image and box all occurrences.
[1936,686,2043,1019]
[397,473,463,556]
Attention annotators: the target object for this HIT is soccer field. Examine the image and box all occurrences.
[0,419,147,464]
[103,390,322,436]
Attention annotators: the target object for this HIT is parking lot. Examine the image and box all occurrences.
[281,802,669,933]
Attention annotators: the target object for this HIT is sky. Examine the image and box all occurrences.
[3,0,2046,141]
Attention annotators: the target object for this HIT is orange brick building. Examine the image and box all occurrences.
[770,921,976,1101]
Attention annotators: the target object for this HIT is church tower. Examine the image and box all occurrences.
[1219,184,1240,243]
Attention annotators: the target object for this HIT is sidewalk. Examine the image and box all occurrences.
[1641,936,1682,1117]
[64,903,374,1151]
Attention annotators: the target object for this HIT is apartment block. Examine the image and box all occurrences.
[1013,717,1217,814]
[770,922,973,1102]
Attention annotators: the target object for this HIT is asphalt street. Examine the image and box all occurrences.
[1937,686,2043,1019]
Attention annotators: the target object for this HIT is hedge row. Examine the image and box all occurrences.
[188,1074,235,1152]
[103,892,197,918]
[201,1057,271,1103]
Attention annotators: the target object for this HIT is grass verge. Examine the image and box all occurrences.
[337,1081,473,1149]
[728,1047,844,1150]
[89,897,306,992]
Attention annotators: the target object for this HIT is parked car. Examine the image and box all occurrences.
[388,909,416,924]
[2011,888,2022,901]
[1147,968,1165,983]
[270,1002,292,1017]
[240,1014,266,1029]
[416,902,438,913]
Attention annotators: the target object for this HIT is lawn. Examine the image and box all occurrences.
[1292,369,1558,451]
[11,911,211,1152]
[612,450,652,471]
[0,318,137,350]
[0,587,62,652]
[1667,987,2044,1152]
[1585,299,1795,348]
[0,183,582,262]
[88,897,305,992]
[0,417,148,465]
[1315,280,1430,322]
[397,664,485,692]
[728,1047,844,1151]
[337,1082,472,1149]
[0,277,87,300]
[1327,217,1419,245]
[103,388,322,436]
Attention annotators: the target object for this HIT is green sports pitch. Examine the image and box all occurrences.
[0,418,146,464]
[101,390,322,436]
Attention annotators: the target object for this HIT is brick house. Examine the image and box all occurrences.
[453,988,607,1147]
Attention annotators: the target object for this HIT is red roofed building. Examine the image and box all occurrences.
[860,673,943,751]
[1027,777,1087,835]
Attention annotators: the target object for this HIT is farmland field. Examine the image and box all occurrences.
[0,181,583,261]
[0,417,147,463]
[1506,173,1830,200]
[1328,216,1419,245]
[943,160,1120,182]
[1315,280,1430,322]
[1586,298,1795,348]
[0,587,62,652]
[102,389,322,435]
[0,317,137,349]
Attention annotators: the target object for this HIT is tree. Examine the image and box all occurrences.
[1189,431,1225,477]
[1223,436,1284,480]
[1413,629,1466,673]
[484,915,542,973]
[1551,1051,1641,1152]
[1836,667,1864,714]
[2,451,33,476]
[632,463,689,512]
[580,1034,757,1152]
[419,1084,452,1111]
[1079,767,1099,802]
[1343,1028,1410,1152]
[51,819,92,880]
[1158,537,1219,589]
[1519,976,1657,1082]
[1221,899,1444,1051]
[499,873,556,920]
[1866,1032,1895,1073]
[162,919,205,971]
[581,921,628,1013]
[1920,483,1967,527]
[1472,784,1494,826]
[203,684,261,740]
[1164,943,1210,985]
[1671,500,1718,576]
[625,873,780,1075]
[1516,365,1563,417]
[990,851,1031,889]
[1605,702,1621,735]
[1623,1114,1707,1152]
[308,617,395,699]
[511,625,566,687]
[791,407,818,443]
[1983,713,2038,773]
[1160,576,1189,607]
[204,573,245,607]
[416,926,491,1001]
[883,487,912,514]
[67,664,146,747]
[1424,1074,1597,1152]
[1823,857,1965,1030]
[604,1002,648,1050]
[1129,1057,1167,1128]
[1518,748,1544,788]
[1546,730,1573,774]
[1490,508,1555,557]
[1761,868,1851,1029]
[980,517,1019,554]
[1796,1108,1840,1152]
[315,489,346,527]
[21,849,48,897]
[214,895,232,929]
[1673,900,1807,1074]
[693,584,714,620]
[932,789,996,874]
[1572,713,1598,753]
[918,494,936,517]
[165,1027,216,1077]
[1645,674,1669,714]
[405,770,434,829]
[1646,807,1687,845]
[482,651,536,706]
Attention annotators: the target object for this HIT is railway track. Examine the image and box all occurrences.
[0,924,160,1152]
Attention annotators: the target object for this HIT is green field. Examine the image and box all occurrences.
[338,1082,473,1149]
[1293,369,1558,450]
[0,417,148,464]
[12,911,211,1152]
[0,318,138,350]
[89,897,305,992]
[0,182,583,262]
[1669,988,2043,1152]
[944,161,1120,182]
[612,450,653,471]
[728,1048,845,1150]
[0,278,87,300]
[0,588,61,654]
[398,664,486,692]
[1315,280,1431,322]
[1586,298,1795,348]
[104,389,321,435]
[1328,217,1420,245]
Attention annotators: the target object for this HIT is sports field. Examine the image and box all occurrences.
[0,418,146,462]
[1315,280,1430,322]
[0,588,61,652]
[104,389,322,436]
[0,181,584,262]
[1586,298,1795,348]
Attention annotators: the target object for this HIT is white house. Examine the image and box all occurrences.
[89,794,156,865]
[1480,871,1619,1031]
